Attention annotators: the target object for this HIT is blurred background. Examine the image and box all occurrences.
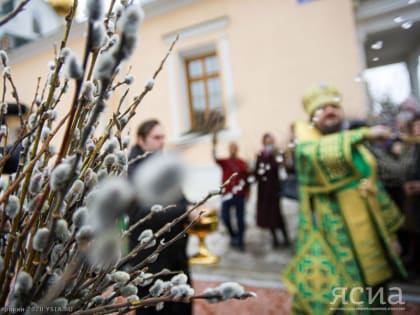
[1,0,420,314]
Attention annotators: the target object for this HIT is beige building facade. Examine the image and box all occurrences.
[6,0,367,197]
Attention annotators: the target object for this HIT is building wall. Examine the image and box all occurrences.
[7,0,365,197]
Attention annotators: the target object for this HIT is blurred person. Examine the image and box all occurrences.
[370,128,414,258]
[283,83,406,314]
[402,113,420,276]
[254,132,290,248]
[396,95,420,134]
[0,103,28,174]
[368,97,420,257]
[127,119,192,315]
[212,133,249,251]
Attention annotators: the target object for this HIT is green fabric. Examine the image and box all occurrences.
[284,128,406,315]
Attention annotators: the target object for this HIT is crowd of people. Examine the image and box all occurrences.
[125,83,420,314]
[2,83,418,315]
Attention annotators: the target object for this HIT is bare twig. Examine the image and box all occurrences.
[0,0,32,27]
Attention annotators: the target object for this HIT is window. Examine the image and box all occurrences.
[185,53,225,133]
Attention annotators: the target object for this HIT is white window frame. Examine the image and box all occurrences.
[163,17,240,145]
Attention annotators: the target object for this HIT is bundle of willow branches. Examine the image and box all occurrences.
[0,1,255,314]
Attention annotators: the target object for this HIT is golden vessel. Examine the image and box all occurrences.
[188,210,220,265]
[48,0,74,16]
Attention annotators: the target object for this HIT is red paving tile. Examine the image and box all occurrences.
[192,280,420,315]
[193,280,291,315]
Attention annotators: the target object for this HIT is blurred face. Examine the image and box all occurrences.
[263,134,274,146]
[140,124,165,152]
[313,105,344,134]
[229,142,238,157]
[412,120,420,136]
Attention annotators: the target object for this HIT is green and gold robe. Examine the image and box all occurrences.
[283,121,406,314]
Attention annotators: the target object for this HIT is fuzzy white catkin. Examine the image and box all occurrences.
[91,22,106,50]
[76,225,94,245]
[46,109,57,121]
[124,74,134,85]
[0,125,7,137]
[171,284,195,297]
[149,279,164,297]
[48,60,56,70]
[72,207,88,229]
[29,173,43,195]
[104,154,117,169]
[122,136,130,149]
[14,271,33,294]
[65,53,83,80]
[52,298,68,308]
[0,50,8,66]
[41,126,50,142]
[117,6,144,60]
[86,0,104,21]
[104,137,118,153]
[92,295,105,305]
[120,284,138,298]
[89,177,134,228]
[115,151,127,168]
[126,295,139,302]
[219,282,245,299]
[50,163,72,191]
[97,169,108,182]
[85,169,98,189]
[5,195,20,218]
[145,79,155,90]
[81,81,95,102]
[1,102,7,115]
[32,228,50,251]
[67,179,84,202]
[93,53,116,81]
[55,219,70,242]
[133,152,186,207]
[170,273,188,285]
[137,229,154,244]
[150,204,163,213]
[0,177,6,191]
[132,272,153,287]
[110,271,130,284]
[28,113,37,128]
[50,244,64,265]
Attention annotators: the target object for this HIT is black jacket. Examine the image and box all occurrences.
[127,144,192,315]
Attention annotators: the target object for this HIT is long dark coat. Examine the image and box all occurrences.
[127,145,192,315]
[255,150,285,228]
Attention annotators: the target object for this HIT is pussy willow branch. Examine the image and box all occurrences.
[0,113,70,305]
[119,173,237,270]
[4,73,24,126]
[118,34,179,126]
[0,0,32,27]
[130,211,204,272]
[41,3,76,127]
[104,269,181,305]
[0,111,70,204]
[127,151,151,166]
[121,205,176,240]
[72,290,254,315]
[55,0,80,163]
[79,34,179,178]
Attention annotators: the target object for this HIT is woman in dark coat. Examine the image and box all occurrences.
[254,133,290,247]
[127,119,192,315]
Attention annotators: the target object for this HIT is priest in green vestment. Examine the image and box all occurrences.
[283,83,406,315]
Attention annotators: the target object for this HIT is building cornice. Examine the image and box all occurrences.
[141,0,204,18]
[355,0,420,22]
[8,21,87,66]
